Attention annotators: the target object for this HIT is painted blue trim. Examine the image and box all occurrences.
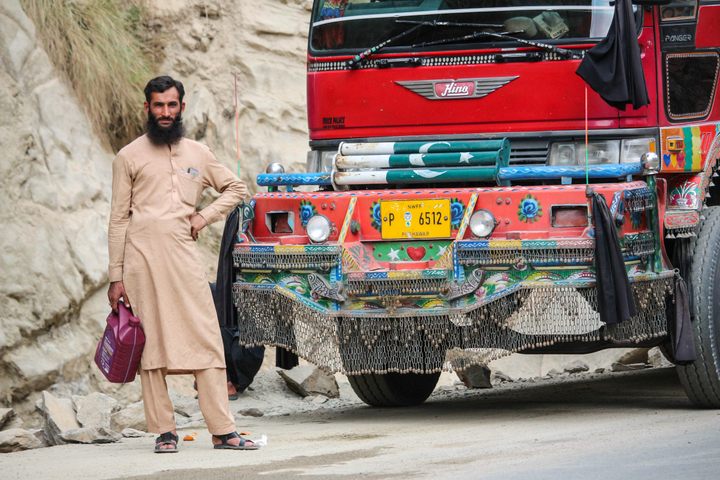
[248,245,276,253]
[497,163,643,181]
[257,172,332,186]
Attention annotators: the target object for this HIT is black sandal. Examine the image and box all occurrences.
[212,431,258,450]
[154,432,179,453]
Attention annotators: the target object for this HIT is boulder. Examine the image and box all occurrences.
[0,428,44,453]
[648,347,674,368]
[562,360,590,374]
[278,365,339,398]
[73,392,118,429]
[110,401,146,432]
[40,391,80,445]
[0,408,20,430]
[170,393,199,418]
[456,365,493,389]
[617,348,649,366]
[60,427,121,444]
[611,362,649,372]
[237,408,264,417]
[491,370,513,383]
[121,428,152,438]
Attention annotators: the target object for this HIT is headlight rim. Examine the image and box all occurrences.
[469,209,496,238]
[306,214,332,243]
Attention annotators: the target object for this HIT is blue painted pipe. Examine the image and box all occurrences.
[257,172,332,186]
[257,163,644,187]
[497,163,643,181]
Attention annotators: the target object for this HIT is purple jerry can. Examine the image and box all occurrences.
[94,303,145,383]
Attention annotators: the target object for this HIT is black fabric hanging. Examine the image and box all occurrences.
[576,0,649,110]
[213,207,265,391]
[214,208,240,329]
[667,275,696,364]
[592,191,637,324]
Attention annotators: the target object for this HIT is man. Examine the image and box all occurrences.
[107,76,256,453]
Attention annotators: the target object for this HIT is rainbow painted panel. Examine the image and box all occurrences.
[237,245,341,254]
[346,269,450,281]
[456,239,595,250]
[660,123,720,172]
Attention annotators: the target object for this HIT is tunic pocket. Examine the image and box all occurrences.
[177,170,203,206]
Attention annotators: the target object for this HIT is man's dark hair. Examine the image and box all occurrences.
[144,76,185,103]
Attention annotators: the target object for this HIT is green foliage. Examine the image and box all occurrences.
[22,0,156,151]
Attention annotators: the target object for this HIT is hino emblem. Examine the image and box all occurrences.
[396,76,518,101]
[435,81,474,97]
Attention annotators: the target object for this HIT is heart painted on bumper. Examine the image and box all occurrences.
[406,246,426,261]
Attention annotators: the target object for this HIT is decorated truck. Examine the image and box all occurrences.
[232,0,720,407]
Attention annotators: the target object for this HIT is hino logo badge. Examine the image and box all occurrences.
[396,76,518,100]
[435,81,475,97]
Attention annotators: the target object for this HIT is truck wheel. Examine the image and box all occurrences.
[676,206,720,408]
[348,372,440,407]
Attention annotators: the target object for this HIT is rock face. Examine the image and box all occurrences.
[153,0,310,189]
[0,0,310,422]
[0,0,112,418]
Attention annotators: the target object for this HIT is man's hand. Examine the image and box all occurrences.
[108,281,130,313]
[190,213,208,241]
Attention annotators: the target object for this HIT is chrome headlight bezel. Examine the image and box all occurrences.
[548,140,620,166]
[469,210,496,238]
[548,137,656,166]
[306,150,336,173]
[306,215,331,243]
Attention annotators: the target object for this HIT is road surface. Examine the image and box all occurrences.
[3,367,719,480]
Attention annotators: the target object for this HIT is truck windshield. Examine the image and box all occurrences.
[310,0,632,53]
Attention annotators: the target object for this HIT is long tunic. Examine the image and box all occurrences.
[108,135,245,371]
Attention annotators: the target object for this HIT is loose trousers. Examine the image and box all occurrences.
[140,367,235,435]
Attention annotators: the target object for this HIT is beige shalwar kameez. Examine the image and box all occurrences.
[108,134,244,434]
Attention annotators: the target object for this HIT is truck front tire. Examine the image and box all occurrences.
[676,206,720,407]
[348,372,440,407]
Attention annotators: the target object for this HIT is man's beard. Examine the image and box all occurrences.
[146,112,185,145]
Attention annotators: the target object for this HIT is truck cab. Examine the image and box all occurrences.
[233,1,720,407]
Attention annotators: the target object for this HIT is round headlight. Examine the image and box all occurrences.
[469,210,495,238]
[306,215,331,243]
[641,152,659,174]
[266,162,285,174]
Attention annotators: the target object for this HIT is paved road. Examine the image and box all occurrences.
[4,367,720,479]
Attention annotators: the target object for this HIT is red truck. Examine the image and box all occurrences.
[233,0,720,407]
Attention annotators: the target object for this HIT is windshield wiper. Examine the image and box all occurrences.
[347,18,502,69]
[403,19,581,60]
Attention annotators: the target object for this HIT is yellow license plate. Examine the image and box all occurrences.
[381,199,451,239]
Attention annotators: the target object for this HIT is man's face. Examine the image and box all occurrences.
[144,87,184,128]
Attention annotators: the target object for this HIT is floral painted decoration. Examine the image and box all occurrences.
[669,181,700,209]
[518,194,543,223]
[299,200,317,227]
[450,198,465,229]
[370,201,382,231]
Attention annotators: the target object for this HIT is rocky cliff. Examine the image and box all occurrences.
[0,0,310,423]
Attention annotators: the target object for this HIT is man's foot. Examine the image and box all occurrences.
[227,381,239,401]
[154,431,179,453]
[212,431,258,450]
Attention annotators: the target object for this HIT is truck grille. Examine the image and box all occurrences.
[508,139,550,165]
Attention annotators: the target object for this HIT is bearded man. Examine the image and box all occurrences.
[107,76,256,453]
